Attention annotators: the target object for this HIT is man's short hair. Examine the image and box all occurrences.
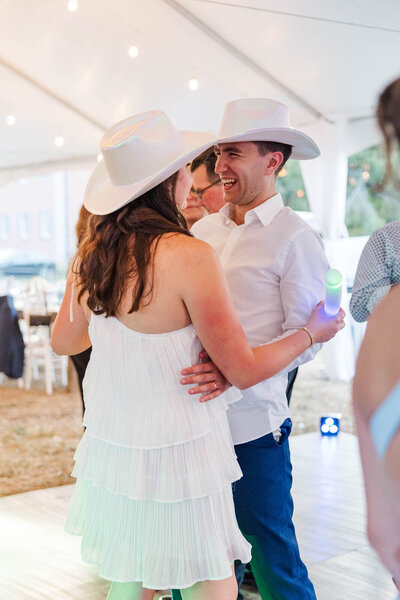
[254,141,292,175]
[190,147,217,179]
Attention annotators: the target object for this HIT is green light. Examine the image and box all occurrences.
[325,269,342,289]
[324,269,343,315]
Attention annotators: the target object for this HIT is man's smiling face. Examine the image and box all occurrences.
[214,142,270,206]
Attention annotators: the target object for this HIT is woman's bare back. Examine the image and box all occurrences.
[114,233,196,334]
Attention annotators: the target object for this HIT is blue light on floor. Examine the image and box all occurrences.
[320,415,340,436]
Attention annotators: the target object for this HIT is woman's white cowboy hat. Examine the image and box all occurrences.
[84,110,216,215]
[217,98,320,160]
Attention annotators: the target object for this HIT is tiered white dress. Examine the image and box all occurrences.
[65,313,251,590]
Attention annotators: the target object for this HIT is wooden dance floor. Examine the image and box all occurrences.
[0,432,396,599]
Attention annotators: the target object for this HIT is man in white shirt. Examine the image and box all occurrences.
[190,146,299,408]
[174,99,328,600]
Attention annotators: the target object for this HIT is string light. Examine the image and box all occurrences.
[54,136,64,147]
[68,0,78,12]
[278,168,287,178]
[128,44,139,58]
[348,177,357,186]
[188,77,199,91]
[6,114,16,126]
[97,153,103,162]
[362,171,370,181]
[297,189,304,198]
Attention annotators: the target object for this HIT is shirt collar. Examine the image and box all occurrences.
[219,203,235,225]
[219,193,284,228]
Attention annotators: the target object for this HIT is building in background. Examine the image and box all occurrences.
[0,170,90,281]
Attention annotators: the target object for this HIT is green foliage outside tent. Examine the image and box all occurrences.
[277,159,310,212]
[277,144,400,236]
[346,144,400,236]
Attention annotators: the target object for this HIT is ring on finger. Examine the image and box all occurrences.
[212,382,217,391]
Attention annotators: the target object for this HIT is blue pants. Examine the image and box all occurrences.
[171,419,315,600]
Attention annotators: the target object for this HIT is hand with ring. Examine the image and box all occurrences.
[180,350,231,402]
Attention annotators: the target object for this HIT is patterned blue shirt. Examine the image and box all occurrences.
[350,221,400,322]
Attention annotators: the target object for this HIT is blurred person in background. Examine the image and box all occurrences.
[190,147,225,214]
[350,80,400,324]
[180,186,208,229]
[350,221,400,322]
[70,205,92,414]
[353,76,400,597]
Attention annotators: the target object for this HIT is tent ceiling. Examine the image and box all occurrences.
[1,0,399,173]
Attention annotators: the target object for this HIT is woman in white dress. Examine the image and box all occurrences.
[51,110,344,600]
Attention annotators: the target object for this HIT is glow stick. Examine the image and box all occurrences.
[324,269,342,316]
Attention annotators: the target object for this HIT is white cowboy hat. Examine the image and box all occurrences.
[84,110,216,215]
[217,98,320,160]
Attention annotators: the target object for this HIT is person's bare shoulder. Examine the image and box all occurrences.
[157,232,216,264]
[354,283,400,415]
[155,233,218,284]
[367,283,400,344]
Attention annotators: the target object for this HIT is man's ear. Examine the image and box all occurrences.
[264,151,284,176]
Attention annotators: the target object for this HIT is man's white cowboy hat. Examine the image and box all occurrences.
[217,98,320,160]
[84,110,216,215]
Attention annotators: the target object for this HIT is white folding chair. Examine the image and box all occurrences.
[22,279,67,395]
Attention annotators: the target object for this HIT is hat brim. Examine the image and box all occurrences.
[217,127,320,160]
[84,131,216,215]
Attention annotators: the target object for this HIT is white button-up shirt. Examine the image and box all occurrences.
[192,193,329,444]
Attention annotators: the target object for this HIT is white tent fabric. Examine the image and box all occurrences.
[1,0,400,174]
[1,0,400,380]
[301,119,349,240]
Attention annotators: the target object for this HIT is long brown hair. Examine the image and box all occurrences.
[376,77,400,181]
[74,173,192,316]
[75,205,91,246]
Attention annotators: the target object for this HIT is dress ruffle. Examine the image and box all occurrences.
[65,479,251,590]
[72,411,242,502]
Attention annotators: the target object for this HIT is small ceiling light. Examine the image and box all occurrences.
[54,136,64,147]
[296,189,304,198]
[68,0,78,11]
[362,171,370,181]
[6,114,16,126]
[97,153,103,162]
[278,167,287,178]
[188,77,199,91]
[128,44,139,58]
